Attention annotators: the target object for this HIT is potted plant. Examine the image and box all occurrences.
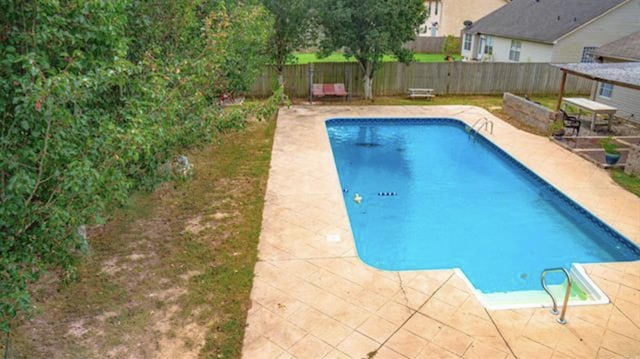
[600,136,621,165]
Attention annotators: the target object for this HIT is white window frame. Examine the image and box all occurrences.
[482,36,494,55]
[463,34,472,51]
[581,47,597,63]
[509,40,521,62]
[599,83,614,98]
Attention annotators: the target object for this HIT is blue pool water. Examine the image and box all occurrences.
[326,118,640,294]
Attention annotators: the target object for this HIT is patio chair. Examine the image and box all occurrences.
[560,109,581,136]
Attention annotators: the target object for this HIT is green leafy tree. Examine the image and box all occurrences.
[316,0,426,100]
[0,0,273,334]
[261,0,316,100]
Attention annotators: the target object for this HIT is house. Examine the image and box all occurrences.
[418,0,509,37]
[591,31,640,123]
[593,31,640,63]
[460,0,640,63]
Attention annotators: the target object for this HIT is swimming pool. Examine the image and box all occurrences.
[326,118,640,306]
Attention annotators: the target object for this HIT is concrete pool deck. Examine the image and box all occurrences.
[242,106,640,359]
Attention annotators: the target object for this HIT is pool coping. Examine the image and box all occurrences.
[243,105,640,359]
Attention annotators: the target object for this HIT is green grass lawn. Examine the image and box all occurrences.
[291,52,461,64]
[611,168,640,197]
[12,116,276,358]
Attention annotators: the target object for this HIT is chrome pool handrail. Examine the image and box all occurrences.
[541,267,572,324]
[468,117,494,141]
[471,117,494,135]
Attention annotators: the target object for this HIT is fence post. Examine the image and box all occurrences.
[446,61,452,95]
[308,64,314,103]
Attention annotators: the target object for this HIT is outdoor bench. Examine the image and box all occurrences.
[312,83,348,99]
[408,88,436,100]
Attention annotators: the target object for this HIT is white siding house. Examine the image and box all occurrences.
[461,0,640,64]
[461,34,554,62]
[590,32,640,123]
[593,84,639,123]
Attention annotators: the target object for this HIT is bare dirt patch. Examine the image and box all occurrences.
[10,120,275,358]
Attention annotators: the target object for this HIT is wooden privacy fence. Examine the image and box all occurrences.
[249,62,592,98]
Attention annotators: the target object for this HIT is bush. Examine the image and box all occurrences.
[442,35,461,56]
[0,0,274,332]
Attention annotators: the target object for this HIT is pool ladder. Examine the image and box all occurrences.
[468,117,494,140]
[541,267,573,324]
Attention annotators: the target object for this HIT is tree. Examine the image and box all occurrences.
[261,0,315,100]
[207,3,273,98]
[0,0,273,333]
[316,0,426,100]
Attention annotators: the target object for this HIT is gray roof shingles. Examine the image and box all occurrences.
[593,31,640,61]
[557,62,640,89]
[464,0,628,44]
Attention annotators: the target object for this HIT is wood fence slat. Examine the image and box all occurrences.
[249,62,593,98]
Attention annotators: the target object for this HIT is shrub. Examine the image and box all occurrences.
[442,35,461,56]
[0,0,274,332]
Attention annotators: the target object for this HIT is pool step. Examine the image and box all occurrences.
[464,265,609,311]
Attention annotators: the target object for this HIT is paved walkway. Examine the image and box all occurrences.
[242,106,640,359]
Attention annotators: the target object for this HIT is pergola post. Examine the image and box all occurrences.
[556,71,568,111]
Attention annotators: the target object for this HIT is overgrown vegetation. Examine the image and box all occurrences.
[0,0,275,334]
[10,116,277,358]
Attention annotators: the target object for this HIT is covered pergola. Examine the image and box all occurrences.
[554,62,640,110]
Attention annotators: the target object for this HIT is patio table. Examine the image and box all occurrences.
[562,97,617,131]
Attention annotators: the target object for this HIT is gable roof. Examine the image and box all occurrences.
[593,31,640,61]
[463,0,629,44]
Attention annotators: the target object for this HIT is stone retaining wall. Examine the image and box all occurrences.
[503,92,554,132]
[625,145,640,176]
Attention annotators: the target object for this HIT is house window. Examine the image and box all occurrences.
[419,2,431,35]
[509,40,522,62]
[463,34,472,51]
[599,83,613,98]
[434,1,439,15]
[581,47,597,63]
[483,36,494,55]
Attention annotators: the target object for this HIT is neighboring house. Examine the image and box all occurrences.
[591,32,640,123]
[418,0,509,37]
[460,0,640,63]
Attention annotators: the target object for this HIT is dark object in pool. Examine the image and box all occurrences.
[355,142,382,147]
[378,192,398,197]
[342,188,349,193]
[520,273,528,279]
